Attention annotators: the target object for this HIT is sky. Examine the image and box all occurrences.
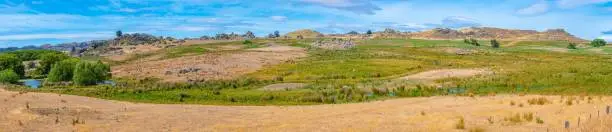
[0,0,611,48]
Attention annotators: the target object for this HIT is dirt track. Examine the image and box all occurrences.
[1,88,612,132]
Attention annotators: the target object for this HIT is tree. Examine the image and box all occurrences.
[366,30,373,35]
[463,39,470,44]
[0,54,25,77]
[0,69,19,84]
[590,39,607,47]
[73,61,111,86]
[47,59,79,82]
[490,39,500,48]
[116,30,123,37]
[274,31,280,38]
[297,35,304,39]
[469,38,480,46]
[244,31,256,39]
[38,53,69,75]
[567,43,577,49]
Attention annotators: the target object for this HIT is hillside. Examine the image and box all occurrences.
[285,29,323,38]
[408,27,586,42]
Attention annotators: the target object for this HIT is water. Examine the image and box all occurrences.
[98,80,116,86]
[23,79,42,89]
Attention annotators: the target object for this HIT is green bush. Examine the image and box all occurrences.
[0,54,25,77]
[47,59,80,82]
[73,61,111,85]
[0,69,20,84]
[567,43,577,49]
[491,39,500,48]
[469,38,480,46]
[38,53,69,75]
[6,50,62,61]
[590,39,607,47]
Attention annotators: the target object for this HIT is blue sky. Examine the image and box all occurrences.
[1,0,611,48]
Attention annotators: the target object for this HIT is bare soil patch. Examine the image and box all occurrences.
[260,83,307,91]
[112,46,307,82]
[428,47,478,55]
[2,89,611,132]
[400,68,492,81]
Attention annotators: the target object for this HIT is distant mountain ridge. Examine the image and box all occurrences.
[401,27,586,42]
[0,27,589,53]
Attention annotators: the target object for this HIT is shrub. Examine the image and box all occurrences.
[47,59,79,82]
[38,53,69,75]
[73,61,111,86]
[527,97,550,105]
[567,43,577,49]
[0,54,25,77]
[536,117,544,124]
[590,39,607,47]
[490,39,500,48]
[469,38,480,46]
[0,69,20,84]
[523,112,534,121]
[455,117,465,129]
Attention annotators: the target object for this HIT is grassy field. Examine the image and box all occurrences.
[12,38,612,105]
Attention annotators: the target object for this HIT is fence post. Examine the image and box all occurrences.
[607,106,610,114]
[565,120,570,129]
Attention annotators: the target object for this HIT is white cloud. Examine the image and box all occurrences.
[0,32,113,41]
[441,16,481,28]
[297,0,381,15]
[270,16,288,22]
[0,4,38,13]
[517,1,549,15]
[557,0,612,8]
[599,35,612,41]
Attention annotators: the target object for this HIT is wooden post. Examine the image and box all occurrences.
[607,106,610,114]
[565,121,570,129]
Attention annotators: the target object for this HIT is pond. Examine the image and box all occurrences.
[20,80,116,89]
[23,79,42,89]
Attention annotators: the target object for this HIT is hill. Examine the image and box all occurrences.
[285,29,323,38]
[408,27,586,42]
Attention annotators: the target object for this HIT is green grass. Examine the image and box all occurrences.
[164,45,209,58]
[17,38,612,105]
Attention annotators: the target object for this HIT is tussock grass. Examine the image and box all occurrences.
[527,97,550,105]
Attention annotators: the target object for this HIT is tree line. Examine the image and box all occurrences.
[0,50,110,86]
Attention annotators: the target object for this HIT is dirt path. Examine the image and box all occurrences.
[1,88,611,132]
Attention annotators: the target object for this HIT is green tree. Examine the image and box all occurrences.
[47,59,79,82]
[244,31,256,39]
[590,39,607,47]
[73,61,110,85]
[567,43,577,49]
[470,38,480,46]
[116,30,123,37]
[38,53,69,75]
[274,31,280,38]
[0,69,19,84]
[491,39,500,48]
[366,30,373,35]
[0,54,25,77]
